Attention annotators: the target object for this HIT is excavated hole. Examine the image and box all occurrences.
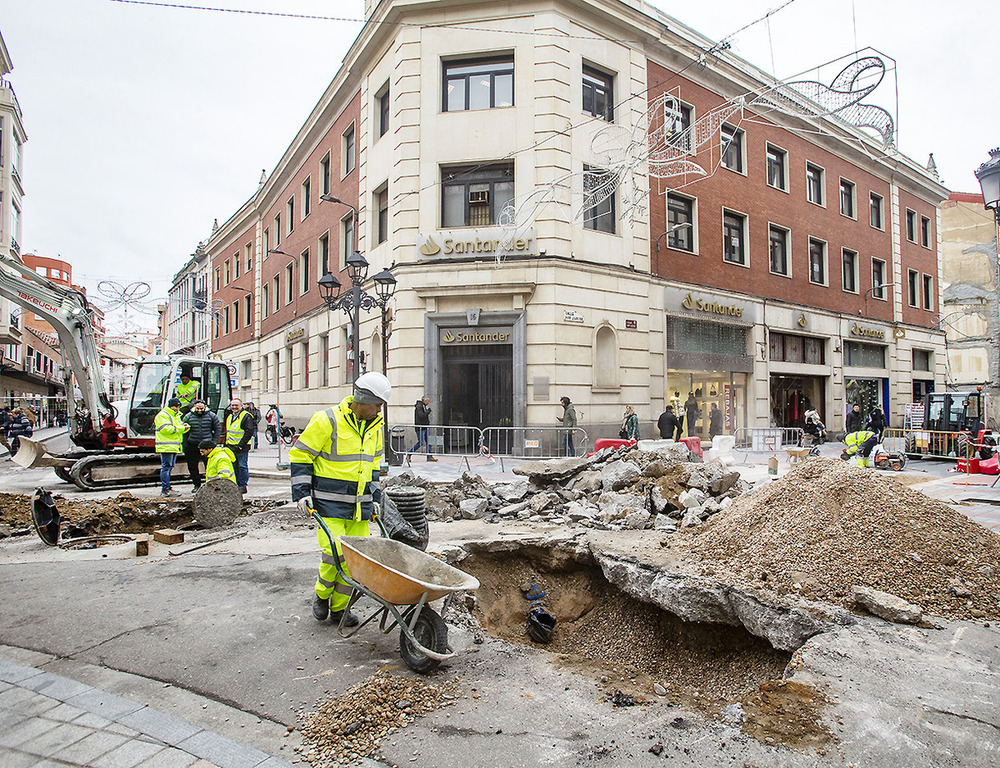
[460,546,794,717]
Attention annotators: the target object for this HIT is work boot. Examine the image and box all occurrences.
[239,486,248,494]
[329,609,360,628]
[426,455,438,462]
[160,489,179,497]
[312,595,329,621]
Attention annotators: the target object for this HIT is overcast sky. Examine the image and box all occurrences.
[2,0,996,333]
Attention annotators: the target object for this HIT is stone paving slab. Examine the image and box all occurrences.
[0,656,295,768]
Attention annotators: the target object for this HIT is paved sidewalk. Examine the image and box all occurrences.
[0,657,294,768]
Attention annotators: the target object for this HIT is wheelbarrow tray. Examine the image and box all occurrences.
[337,535,479,605]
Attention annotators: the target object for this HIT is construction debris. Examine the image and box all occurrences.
[671,459,1000,621]
[851,586,922,625]
[297,670,458,765]
[192,479,244,528]
[153,528,184,545]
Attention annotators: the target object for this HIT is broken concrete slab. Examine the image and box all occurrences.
[493,481,533,503]
[601,460,641,492]
[852,586,923,624]
[459,498,488,520]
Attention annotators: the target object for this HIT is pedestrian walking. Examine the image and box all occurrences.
[845,403,864,434]
[407,396,437,462]
[6,407,32,458]
[182,399,221,491]
[154,398,189,497]
[290,372,391,627]
[684,392,700,437]
[656,405,680,440]
[0,406,11,453]
[866,405,886,441]
[620,405,639,441]
[556,396,578,456]
[222,398,254,493]
[200,439,236,484]
[709,403,723,438]
[247,402,262,449]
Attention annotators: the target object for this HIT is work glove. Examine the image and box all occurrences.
[297,496,314,515]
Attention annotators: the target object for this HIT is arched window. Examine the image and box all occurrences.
[594,324,618,388]
[370,331,383,373]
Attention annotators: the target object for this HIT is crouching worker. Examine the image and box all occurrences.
[200,439,236,484]
[843,429,878,467]
[290,372,390,628]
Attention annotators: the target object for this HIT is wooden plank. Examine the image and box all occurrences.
[153,528,184,545]
[135,535,150,557]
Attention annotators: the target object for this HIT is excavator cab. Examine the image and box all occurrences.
[127,358,232,443]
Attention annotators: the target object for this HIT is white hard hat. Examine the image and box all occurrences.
[353,372,391,405]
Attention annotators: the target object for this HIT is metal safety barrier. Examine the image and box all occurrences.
[882,427,977,460]
[732,427,804,460]
[391,424,484,471]
[480,426,589,471]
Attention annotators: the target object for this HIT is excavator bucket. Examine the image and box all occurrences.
[12,437,74,470]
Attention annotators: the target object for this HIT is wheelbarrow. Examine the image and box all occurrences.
[312,511,480,673]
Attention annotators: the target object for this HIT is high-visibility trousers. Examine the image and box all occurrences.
[315,517,370,611]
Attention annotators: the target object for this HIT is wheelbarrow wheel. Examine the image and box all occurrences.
[399,607,448,674]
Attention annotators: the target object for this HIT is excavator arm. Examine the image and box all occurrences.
[0,255,116,449]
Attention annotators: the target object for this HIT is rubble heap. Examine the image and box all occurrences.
[672,458,1000,621]
[388,444,750,533]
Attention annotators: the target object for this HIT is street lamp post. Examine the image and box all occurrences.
[975,148,1000,389]
[862,282,900,317]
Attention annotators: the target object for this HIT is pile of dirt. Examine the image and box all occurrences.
[673,459,1000,621]
[296,670,458,765]
[0,491,193,537]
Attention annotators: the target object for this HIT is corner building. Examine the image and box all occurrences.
[208,0,946,438]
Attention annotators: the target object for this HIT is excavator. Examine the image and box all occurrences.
[0,253,232,490]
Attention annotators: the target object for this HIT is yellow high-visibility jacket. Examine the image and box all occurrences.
[844,430,876,455]
[154,408,188,454]
[206,446,236,484]
[289,397,383,521]
[175,379,200,406]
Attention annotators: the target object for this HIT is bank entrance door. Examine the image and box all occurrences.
[442,344,513,450]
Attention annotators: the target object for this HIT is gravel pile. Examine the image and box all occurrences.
[297,670,458,766]
[675,459,1000,621]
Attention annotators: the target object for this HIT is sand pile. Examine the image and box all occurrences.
[675,459,1000,621]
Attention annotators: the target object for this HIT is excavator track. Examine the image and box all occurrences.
[68,452,190,490]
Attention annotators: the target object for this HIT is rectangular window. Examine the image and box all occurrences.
[720,124,743,173]
[722,210,746,265]
[664,98,693,152]
[441,163,514,228]
[913,349,931,372]
[443,56,514,112]
[320,154,331,195]
[343,126,355,175]
[768,224,789,276]
[583,166,616,234]
[921,216,931,247]
[322,334,330,387]
[908,269,919,307]
[302,177,311,219]
[245,293,252,325]
[808,238,827,285]
[263,285,269,318]
[769,333,826,364]
[242,359,252,380]
[274,214,281,245]
[285,263,294,304]
[377,187,389,244]
[377,86,390,138]
[342,215,355,265]
[582,65,613,122]
[666,193,695,252]
[214,268,220,292]
[246,243,252,272]
[840,179,855,217]
[842,249,858,293]
[870,192,883,229]
[319,232,330,275]
[923,274,933,310]
[845,341,885,368]
[286,198,294,234]
[273,275,280,312]
[806,163,824,205]
[300,250,310,295]
[233,253,240,279]
[872,259,887,299]
[263,227,270,256]
[301,341,310,389]
[906,209,916,242]
[233,301,240,332]
[223,306,230,335]
[766,145,787,190]
[224,260,230,284]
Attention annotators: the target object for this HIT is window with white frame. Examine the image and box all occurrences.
[244,293,252,325]
[908,269,918,307]
[766,144,787,191]
[921,216,931,247]
[582,65,614,122]
[376,186,389,245]
[300,249,310,295]
[722,210,746,265]
[583,166,616,234]
[274,214,281,245]
[872,259,887,298]
[842,249,858,293]
[720,124,744,173]
[273,275,280,312]
[377,84,390,138]
[923,274,933,309]
[285,263,294,304]
[286,198,294,234]
[320,154,331,195]
[319,232,330,275]
[840,179,855,217]
[441,163,514,228]
[905,209,916,242]
[343,125,356,175]
[806,163,824,205]
[808,238,827,285]
[666,192,695,252]
[233,301,240,332]
[263,285,269,318]
[233,253,240,279]
[870,192,883,229]
[769,224,789,276]
[664,97,693,152]
[302,177,311,219]
[342,214,355,266]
